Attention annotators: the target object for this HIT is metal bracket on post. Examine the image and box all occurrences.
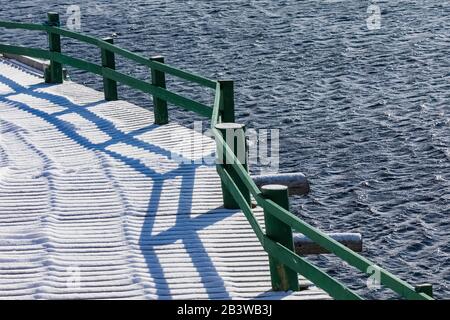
[150,56,168,125]
[261,184,299,292]
[46,12,63,84]
[101,37,118,101]
[215,122,250,209]
[219,80,235,123]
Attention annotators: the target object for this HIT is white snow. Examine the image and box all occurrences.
[0,58,329,300]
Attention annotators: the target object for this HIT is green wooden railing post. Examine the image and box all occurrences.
[101,37,118,101]
[219,80,235,123]
[261,184,299,292]
[45,12,63,84]
[150,56,168,125]
[215,123,250,209]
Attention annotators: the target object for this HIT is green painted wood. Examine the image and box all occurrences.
[264,237,362,300]
[212,128,263,197]
[219,80,235,123]
[149,59,217,89]
[0,20,48,31]
[0,45,211,118]
[101,37,118,101]
[211,124,433,299]
[415,284,433,298]
[0,44,51,60]
[261,199,433,300]
[150,56,168,125]
[215,123,251,209]
[216,165,265,244]
[261,185,299,292]
[218,165,361,300]
[51,52,103,75]
[44,66,51,83]
[211,124,432,300]
[0,20,216,88]
[46,13,63,84]
[47,26,217,89]
[0,45,103,77]
[102,68,213,117]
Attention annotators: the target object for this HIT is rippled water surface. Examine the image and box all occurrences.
[0,0,449,299]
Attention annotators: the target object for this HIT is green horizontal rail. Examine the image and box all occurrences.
[261,199,433,300]
[0,44,212,117]
[264,237,362,300]
[218,165,362,300]
[0,21,48,31]
[0,44,50,60]
[216,165,264,243]
[0,16,434,301]
[211,114,433,300]
[102,68,213,117]
[0,21,217,89]
[212,128,263,196]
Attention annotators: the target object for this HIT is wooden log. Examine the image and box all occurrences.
[294,232,362,255]
[252,172,310,195]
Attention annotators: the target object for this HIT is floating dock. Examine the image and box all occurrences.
[0,58,330,299]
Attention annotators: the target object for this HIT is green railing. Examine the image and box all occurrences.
[0,13,434,300]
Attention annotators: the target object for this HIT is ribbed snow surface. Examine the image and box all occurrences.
[0,59,329,300]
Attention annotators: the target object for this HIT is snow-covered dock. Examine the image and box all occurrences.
[0,58,329,300]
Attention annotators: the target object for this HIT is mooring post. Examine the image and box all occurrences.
[150,56,168,125]
[215,123,250,209]
[45,12,63,84]
[101,37,118,101]
[219,80,235,123]
[261,184,299,292]
[415,284,433,297]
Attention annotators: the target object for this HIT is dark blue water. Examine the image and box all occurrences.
[0,0,448,299]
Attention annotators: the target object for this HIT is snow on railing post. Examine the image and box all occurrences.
[101,37,118,101]
[261,184,299,292]
[46,12,63,84]
[150,56,169,125]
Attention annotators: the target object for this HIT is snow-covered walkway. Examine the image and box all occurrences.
[0,58,329,299]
